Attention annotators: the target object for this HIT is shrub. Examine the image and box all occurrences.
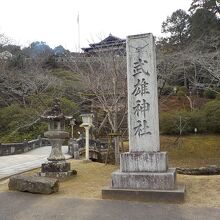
[160,112,177,135]
[187,111,207,133]
[0,97,79,143]
[203,100,220,133]
[178,86,188,94]
[0,122,47,143]
[215,93,220,100]
[203,90,216,99]
[160,111,192,135]
[60,97,79,116]
[160,110,207,135]
[0,104,48,143]
[0,104,36,134]
[160,86,174,96]
[177,90,186,100]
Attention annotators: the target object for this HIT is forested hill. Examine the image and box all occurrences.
[0,0,219,142]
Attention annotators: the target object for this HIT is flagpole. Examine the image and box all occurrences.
[77,12,80,53]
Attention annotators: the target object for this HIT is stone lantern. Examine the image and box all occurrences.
[70,119,76,139]
[40,98,77,178]
[80,113,94,162]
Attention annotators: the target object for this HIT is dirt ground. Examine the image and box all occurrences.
[0,160,220,208]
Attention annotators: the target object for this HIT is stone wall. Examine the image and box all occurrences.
[0,138,50,156]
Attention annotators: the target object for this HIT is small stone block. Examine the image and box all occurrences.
[102,185,185,203]
[82,159,92,163]
[39,170,77,178]
[120,152,168,172]
[112,168,176,190]
[8,175,59,194]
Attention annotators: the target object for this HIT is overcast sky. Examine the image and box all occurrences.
[0,0,191,52]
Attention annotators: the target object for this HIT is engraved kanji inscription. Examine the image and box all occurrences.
[133,120,152,137]
[132,78,150,96]
[133,58,150,77]
[133,99,150,117]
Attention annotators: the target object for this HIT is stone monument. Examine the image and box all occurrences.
[102,33,185,202]
[39,98,77,178]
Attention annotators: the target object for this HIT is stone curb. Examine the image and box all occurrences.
[177,166,220,175]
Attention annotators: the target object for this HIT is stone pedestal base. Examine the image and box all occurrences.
[102,185,185,203]
[39,161,77,179]
[102,151,185,202]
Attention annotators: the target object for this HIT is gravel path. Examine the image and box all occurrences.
[0,192,220,220]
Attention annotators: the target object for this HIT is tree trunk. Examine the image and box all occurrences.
[114,136,120,165]
[113,107,120,165]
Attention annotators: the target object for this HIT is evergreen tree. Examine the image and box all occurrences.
[162,9,190,46]
[190,8,220,39]
[189,0,220,16]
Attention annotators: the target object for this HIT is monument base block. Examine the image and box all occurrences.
[102,185,185,203]
[120,151,168,172]
[112,168,176,190]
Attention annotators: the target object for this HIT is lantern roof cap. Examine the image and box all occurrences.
[41,98,72,121]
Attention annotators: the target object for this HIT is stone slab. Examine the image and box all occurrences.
[120,151,168,172]
[112,168,176,190]
[177,166,220,175]
[102,184,185,203]
[8,175,59,194]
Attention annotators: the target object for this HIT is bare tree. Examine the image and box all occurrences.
[181,33,220,94]
[0,33,10,48]
[157,32,220,112]
[65,49,127,164]
[0,61,59,106]
[0,57,63,137]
